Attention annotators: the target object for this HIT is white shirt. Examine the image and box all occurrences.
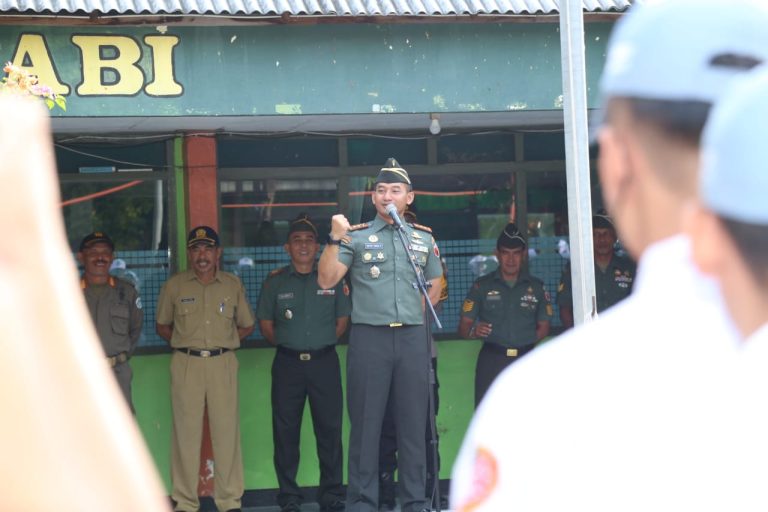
[451,235,768,512]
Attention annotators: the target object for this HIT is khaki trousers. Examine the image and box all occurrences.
[170,350,243,512]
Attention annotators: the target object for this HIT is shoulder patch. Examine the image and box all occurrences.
[268,267,287,277]
[348,222,370,232]
[412,222,432,233]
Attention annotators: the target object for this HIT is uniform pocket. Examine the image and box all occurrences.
[110,304,130,335]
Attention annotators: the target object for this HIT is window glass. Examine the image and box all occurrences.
[55,141,167,174]
[523,132,566,161]
[347,137,427,166]
[437,133,515,163]
[217,137,339,167]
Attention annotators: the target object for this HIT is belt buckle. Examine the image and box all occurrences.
[389,322,403,328]
[299,353,311,361]
[506,348,518,357]
[200,350,212,358]
[107,356,116,367]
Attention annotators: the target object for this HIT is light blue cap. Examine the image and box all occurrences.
[701,67,768,224]
[600,0,768,103]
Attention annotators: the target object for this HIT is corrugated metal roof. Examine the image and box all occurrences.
[0,0,634,16]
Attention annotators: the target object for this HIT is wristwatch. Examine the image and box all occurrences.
[326,234,342,245]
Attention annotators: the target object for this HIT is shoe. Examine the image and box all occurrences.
[379,471,396,511]
[320,498,345,512]
[281,503,301,512]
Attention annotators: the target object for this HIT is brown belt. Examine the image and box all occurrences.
[107,351,128,367]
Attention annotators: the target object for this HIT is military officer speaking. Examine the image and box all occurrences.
[156,226,255,512]
[458,223,552,407]
[318,158,443,512]
[256,214,350,512]
[77,231,143,412]
[558,209,635,328]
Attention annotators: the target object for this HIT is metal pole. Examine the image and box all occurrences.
[559,0,596,326]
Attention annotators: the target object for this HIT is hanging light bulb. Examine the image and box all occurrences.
[429,114,441,135]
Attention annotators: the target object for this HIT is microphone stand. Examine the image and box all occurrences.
[392,219,443,512]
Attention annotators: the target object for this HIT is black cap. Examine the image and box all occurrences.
[79,231,114,252]
[187,225,220,247]
[374,157,411,185]
[287,213,318,239]
[592,209,615,230]
[497,223,526,249]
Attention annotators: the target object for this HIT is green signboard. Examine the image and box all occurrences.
[0,22,612,117]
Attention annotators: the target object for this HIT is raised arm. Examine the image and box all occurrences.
[318,214,352,289]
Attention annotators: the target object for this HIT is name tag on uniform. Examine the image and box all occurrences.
[278,292,295,300]
[317,289,336,296]
[180,297,195,304]
[364,243,384,250]
[411,244,428,253]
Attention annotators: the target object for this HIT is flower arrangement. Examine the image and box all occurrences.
[1,62,66,111]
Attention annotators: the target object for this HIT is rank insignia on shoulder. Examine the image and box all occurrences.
[462,299,474,313]
[412,222,432,233]
[268,267,286,277]
[348,222,370,232]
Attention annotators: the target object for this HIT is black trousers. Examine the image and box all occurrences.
[271,347,344,507]
[474,342,536,407]
[346,324,430,512]
[379,357,440,488]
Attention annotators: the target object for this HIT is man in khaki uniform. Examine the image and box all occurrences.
[78,231,143,412]
[156,226,255,512]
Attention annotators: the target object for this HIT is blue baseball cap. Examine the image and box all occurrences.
[599,0,768,104]
[700,67,768,225]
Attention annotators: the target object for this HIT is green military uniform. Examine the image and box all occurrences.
[558,255,636,314]
[461,269,552,406]
[339,215,443,512]
[256,263,351,511]
[81,275,143,411]
[156,269,255,512]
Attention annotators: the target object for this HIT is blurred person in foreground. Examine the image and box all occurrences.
[0,96,168,510]
[450,1,768,510]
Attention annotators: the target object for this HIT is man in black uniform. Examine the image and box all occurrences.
[458,223,552,407]
[257,214,351,512]
[78,231,143,412]
[318,158,443,512]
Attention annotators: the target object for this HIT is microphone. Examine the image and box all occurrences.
[385,204,405,229]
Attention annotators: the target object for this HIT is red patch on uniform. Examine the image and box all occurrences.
[434,243,440,257]
[457,446,498,512]
[343,281,350,296]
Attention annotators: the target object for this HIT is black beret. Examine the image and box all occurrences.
[497,223,526,249]
[287,213,318,238]
[374,157,411,185]
[592,209,615,230]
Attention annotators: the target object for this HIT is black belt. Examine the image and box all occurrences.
[482,342,536,358]
[176,348,230,358]
[277,344,335,361]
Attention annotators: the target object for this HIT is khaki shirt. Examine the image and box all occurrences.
[156,269,255,349]
[82,276,143,356]
[338,215,443,326]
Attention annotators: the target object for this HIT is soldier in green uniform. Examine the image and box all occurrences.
[156,226,255,512]
[318,158,443,512]
[458,223,552,407]
[77,231,143,412]
[558,210,636,328]
[256,214,350,512]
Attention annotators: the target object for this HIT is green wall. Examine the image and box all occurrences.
[133,339,481,492]
[0,23,612,117]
